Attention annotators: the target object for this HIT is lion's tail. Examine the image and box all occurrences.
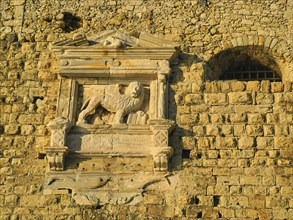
[80,98,91,110]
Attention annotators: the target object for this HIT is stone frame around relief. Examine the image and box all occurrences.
[43,31,178,205]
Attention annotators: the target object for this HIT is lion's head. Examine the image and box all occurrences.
[125,82,143,98]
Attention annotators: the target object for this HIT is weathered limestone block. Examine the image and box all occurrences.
[246,81,261,91]
[206,125,219,136]
[205,81,221,93]
[261,81,271,93]
[238,137,255,149]
[271,82,284,92]
[184,94,203,105]
[4,124,20,135]
[221,81,231,92]
[263,125,275,136]
[196,137,214,149]
[216,137,237,149]
[229,113,247,123]
[228,92,252,104]
[284,93,293,103]
[234,125,246,136]
[221,125,234,136]
[181,136,195,150]
[231,81,246,92]
[274,93,286,105]
[247,113,265,124]
[256,93,274,105]
[246,125,264,136]
[193,126,206,136]
[210,114,225,124]
[204,93,227,105]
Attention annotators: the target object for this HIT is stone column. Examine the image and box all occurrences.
[150,120,175,172]
[44,117,73,171]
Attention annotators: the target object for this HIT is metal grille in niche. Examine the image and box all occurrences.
[220,62,281,82]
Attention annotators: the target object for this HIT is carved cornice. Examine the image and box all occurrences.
[51,31,178,78]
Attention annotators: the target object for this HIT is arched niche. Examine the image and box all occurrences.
[205,46,282,81]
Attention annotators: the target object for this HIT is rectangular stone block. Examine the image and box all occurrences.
[272,208,289,219]
[231,81,246,92]
[234,125,246,136]
[263,125,274,136]
[206,125,219,136]
[221,125,234,136]
[196,137,215,149]
[261,80,270,92]
[246,81,260,91]
[180,114,198,125]
[274,125,288,135]
[205,81,221,93]
[280,149,293,158]
[274,93,285,104]
[216,137,237,149]
[249,195,265,208]
[190,104,208,113]
[221,81,231,92]
[204,93,227,105]
[238,137,255,149]
[192,125,205,136]
[247,113,264,124]
[210,114,225,124]
[198,113,210,124]
[240,176,262,185]
[256,137,274,149]
[181,136,195,150]
[234,105,272,113]
[274,137,292,148]
[256,93,274,105]
[228,92,252,104]
[210,106,234,113]
[217,176,239,185]
[228,195,249,207]
[217,159,238,167]
[184,94,203,105]
[266,113,279,124]
[271,82,284,92]
[4,124,20,134]
[177,106,190,115]
[229,113,247,123]
[246,125,263,136]
[239,150,255,158]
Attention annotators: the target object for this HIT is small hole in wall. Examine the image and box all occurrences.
[182,209,186,217]
[95,205,103,210]
[182,150,191,159]
[32,96,44,104]
[190,196,200,205]
[38,153,46,159]
[62,12,82,33]
[197,211,202,218]
[0,125,4,134]
[218,212,222,218]
[213,195,220,207]
[196,152,202,159]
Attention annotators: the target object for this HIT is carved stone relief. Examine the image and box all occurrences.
[77,81,145,125]
[44,30,178,205]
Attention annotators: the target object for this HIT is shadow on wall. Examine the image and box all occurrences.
[205,46,282,82]
[168,52,204,169]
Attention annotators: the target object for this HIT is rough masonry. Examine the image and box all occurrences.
[0,0,292,219]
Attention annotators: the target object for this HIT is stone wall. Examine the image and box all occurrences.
[0,0,292,219]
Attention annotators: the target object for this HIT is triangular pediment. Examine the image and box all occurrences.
[52,30,179,48]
